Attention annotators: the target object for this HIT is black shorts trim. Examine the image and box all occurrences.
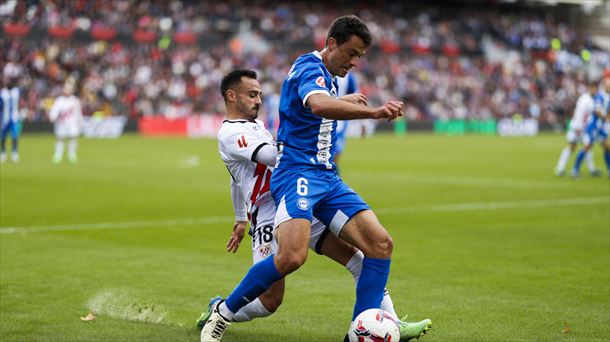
[314,228,331,255]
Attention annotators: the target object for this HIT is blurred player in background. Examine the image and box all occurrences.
[200,15,431,342]
[48,81,83,164]
[1,78,22,163]
[554,81,599,176]
[200,69,422,341]
[334,72,358,173]
[571,78,610,178]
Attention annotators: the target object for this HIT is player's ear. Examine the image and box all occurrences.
[327,37,337,50]
[226,89,237,103]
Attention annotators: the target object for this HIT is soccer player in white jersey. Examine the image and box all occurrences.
[199,69,403,338]
[48,82,83,164]
[201,16,431,342]
[1,79,22,163]
[554,82,599,176]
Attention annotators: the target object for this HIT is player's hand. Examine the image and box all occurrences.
[340,94,368,106]
[227,221,247,253]
[373,101,404,121]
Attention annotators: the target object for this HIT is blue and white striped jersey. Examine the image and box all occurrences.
[276,51,339,171]
[1,87,20,126]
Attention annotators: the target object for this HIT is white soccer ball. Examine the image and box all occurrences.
[348,308,400,342]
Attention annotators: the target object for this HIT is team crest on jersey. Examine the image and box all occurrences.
[297,197,309,211]
[258,243,272,258]
[237,135,248,148]
[315,76,326,88]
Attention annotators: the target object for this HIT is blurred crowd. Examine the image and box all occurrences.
[1,0,608,125]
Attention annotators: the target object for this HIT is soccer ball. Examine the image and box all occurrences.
[348,308,400,342]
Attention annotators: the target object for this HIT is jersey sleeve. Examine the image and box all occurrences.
[219,126,269,162]
[48,98,60,122]
[298,65,331,107]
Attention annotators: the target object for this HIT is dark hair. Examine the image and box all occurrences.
[220,69,257,100]
[326,15,371,48]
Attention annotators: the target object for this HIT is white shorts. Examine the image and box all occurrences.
[249,200,334,264]
[565,129,583,144]
[55,123,81,139]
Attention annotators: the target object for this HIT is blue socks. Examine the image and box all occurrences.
[224,254,282,314]
[604,150,610,171]
[572,149,585,174]
[352,257,391,320]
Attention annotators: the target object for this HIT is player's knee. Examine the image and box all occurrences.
[364,233,393,258]
[276,251,307,275]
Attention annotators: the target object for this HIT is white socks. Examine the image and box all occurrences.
[555,146,571,172]
[232,297,273,322]
[556,147,596,173]
[54,140,65,161]
[68,138,78,159]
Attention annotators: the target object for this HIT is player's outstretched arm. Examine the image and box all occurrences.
[308,93,403,121]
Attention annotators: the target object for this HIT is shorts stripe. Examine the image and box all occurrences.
[329,209,349,236]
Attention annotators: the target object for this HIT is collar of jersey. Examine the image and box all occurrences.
[312,51,336,81]
[223,119,254,123]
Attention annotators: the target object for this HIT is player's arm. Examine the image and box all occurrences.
[339,93,367,106]
[48,101,60,122]
[251,143,278,167]
[75,99,84,127]
[225,129,278,167]
[227,178,247,253]
[307,93,403,121]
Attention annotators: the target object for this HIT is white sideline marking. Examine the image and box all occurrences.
[375,196,609,214]
[0,216,232,234]
[1,196,607,235]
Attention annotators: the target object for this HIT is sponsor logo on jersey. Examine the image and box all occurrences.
[315,76,326,88]
[297,197,309,211]
[237,135,248,148]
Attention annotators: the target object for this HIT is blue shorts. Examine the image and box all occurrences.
[583,121,609,145]
[270,168,369,236]
[1,121,19,139]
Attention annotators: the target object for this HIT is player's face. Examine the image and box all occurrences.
[327,35,367,77]
[232,77,262,121]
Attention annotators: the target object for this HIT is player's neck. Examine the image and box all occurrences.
[319,48,335,77]
[226,109,252,122]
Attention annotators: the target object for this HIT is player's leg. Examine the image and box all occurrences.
[53,137,65,163]
[234,279,284,322]
[68,136,78,163]
[337,212,432,341]
[201,221,309,341]
[314,228,397,317]
[571,132,593,178]
[339,209,393,317]
[601,139,610,176]
[198,280,285,328]
[222,201,286,323]
[9,121,19,162]
[555,132,576,175]
[0,123,8,163]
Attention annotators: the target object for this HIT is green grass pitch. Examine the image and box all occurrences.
[1,133,608,341]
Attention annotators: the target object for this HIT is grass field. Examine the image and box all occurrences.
[1,133,608,342]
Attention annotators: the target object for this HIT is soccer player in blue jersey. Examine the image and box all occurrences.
[1,79,22,163]
[571,78,610,178]
[201,16,431,342]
